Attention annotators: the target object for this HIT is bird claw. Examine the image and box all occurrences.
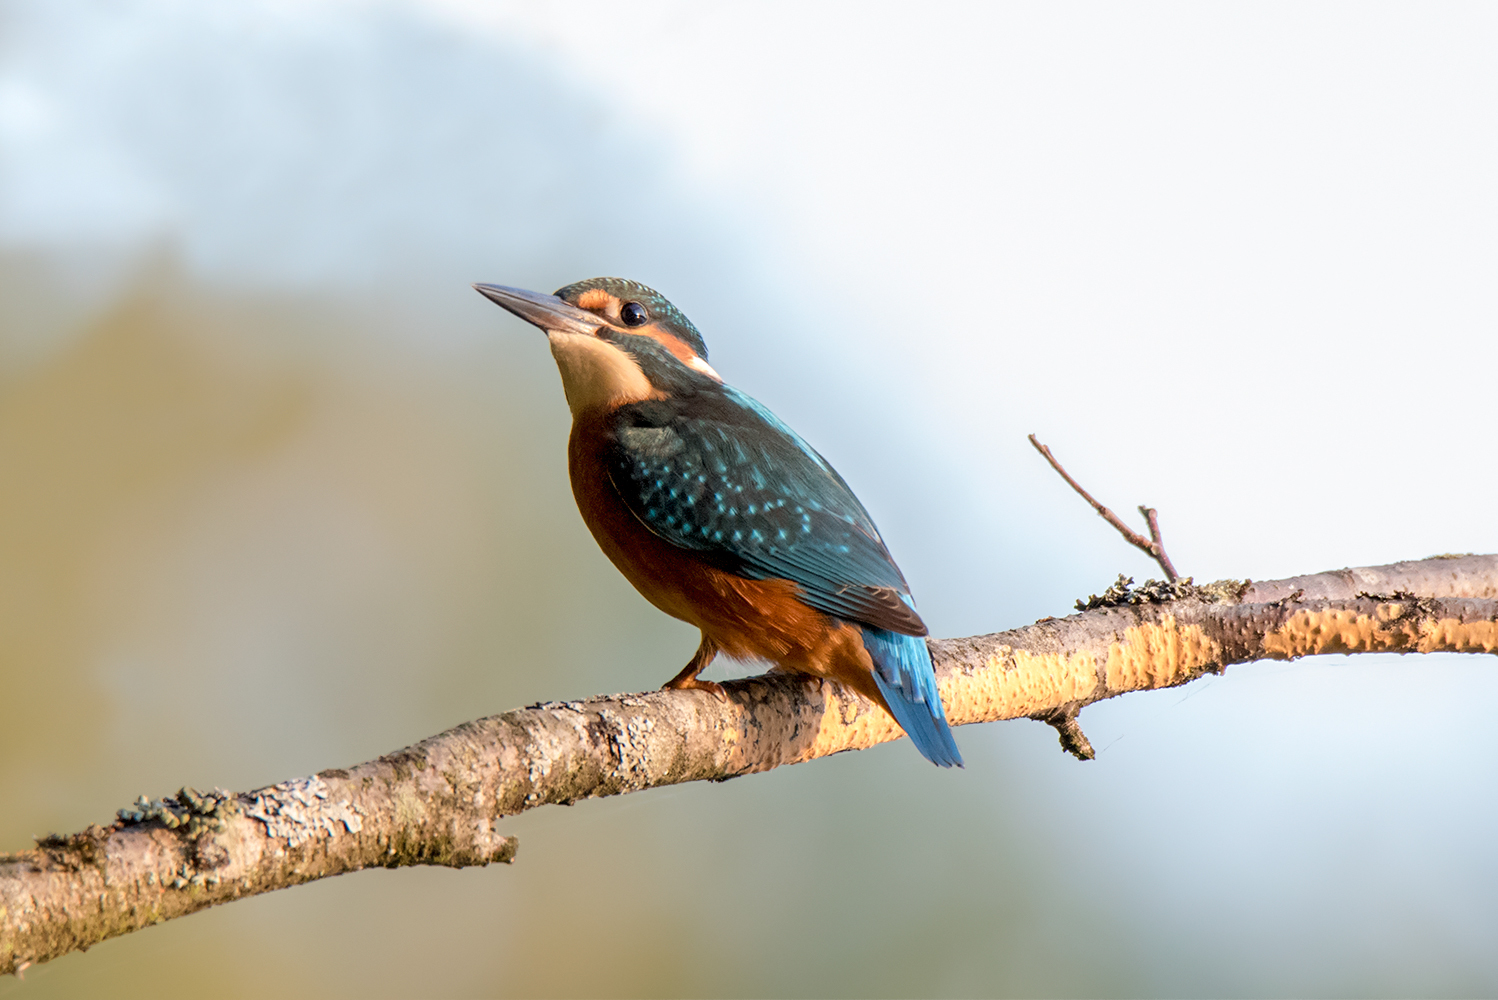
[662,677,728,702]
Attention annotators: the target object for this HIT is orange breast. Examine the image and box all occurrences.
[566,415,887,709]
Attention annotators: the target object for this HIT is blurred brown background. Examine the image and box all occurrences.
[3,3,1498,997]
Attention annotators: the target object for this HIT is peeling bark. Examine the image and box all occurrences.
[4,554,1497,976]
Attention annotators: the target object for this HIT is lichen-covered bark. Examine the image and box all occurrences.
[5,554,1497,976]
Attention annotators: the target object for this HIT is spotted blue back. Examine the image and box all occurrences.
[604,387,926,636]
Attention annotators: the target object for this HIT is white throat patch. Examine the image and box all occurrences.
[547,331,654,415]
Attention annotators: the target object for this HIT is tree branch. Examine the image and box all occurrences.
[5,554,1497,976]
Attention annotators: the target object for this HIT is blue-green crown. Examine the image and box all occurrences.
[554,277,708,360]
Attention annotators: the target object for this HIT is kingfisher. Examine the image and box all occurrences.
[475,278,962,767]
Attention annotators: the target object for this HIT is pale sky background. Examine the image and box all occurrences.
[2,2,1497,997]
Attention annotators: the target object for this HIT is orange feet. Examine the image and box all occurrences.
[662,634,726,701]
[662,675,728,702]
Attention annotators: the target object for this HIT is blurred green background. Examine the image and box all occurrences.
[3,2,1498,997]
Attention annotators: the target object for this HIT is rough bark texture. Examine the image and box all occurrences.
[4,554,1497,976]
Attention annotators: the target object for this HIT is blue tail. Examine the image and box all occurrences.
[861,625,963,768]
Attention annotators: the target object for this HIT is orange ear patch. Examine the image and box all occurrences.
[638,327,724,381]
[640,326,695,361]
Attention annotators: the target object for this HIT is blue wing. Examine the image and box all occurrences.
[607,385,963,767]
[604,387,926,636]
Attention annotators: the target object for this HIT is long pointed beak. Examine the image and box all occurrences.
[473,283,603,337]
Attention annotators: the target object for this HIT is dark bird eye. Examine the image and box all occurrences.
[620,301,648,327]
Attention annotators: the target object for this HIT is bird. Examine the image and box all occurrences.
[474,277,962,767]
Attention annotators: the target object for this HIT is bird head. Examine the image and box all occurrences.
[474,277,721,416]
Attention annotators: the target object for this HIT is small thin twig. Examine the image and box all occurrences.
[1137,505,1179,581]
[1031,708,1096,760]
[1028,434,1179,581]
